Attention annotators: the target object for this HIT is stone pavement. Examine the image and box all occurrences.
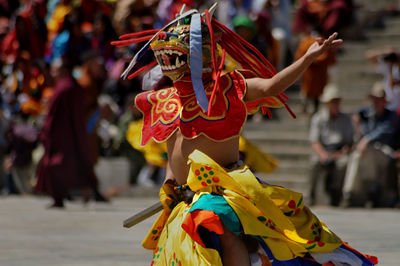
[1,195,399,266]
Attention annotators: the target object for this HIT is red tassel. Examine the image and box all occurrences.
[276,95,296,119]
[212,19,276,76]
[111,35,154,47]
[205,10,219,116]
[119,29,159,40]
[280,93,289,101]
[127,60,157,80]
[261,106,272,118]
[205,10,217,75]
[207,48,226,116]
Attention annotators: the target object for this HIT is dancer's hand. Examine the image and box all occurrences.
[245,33,342,101]
[305,32,343,60]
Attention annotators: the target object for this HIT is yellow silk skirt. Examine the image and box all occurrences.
[142,150,342,265]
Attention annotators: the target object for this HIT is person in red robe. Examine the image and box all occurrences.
[35,60,98,208]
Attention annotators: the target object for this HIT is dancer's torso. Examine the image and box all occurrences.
[166,131,239,185]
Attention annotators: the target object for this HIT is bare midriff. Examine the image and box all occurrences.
[166,130,240,185]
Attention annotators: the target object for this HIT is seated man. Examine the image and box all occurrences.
[343,81,399,207]
[309,84,354,206]
[113,4,377,265]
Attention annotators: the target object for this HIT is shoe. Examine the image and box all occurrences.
[47,201,65,209]
[94,188,110,202]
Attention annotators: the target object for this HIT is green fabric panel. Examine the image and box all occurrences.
[189,194,241,235]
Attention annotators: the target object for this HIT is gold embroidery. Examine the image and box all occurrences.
[149,89,181,126]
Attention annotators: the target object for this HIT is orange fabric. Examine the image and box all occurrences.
[295,35,336,99]
[266,38,280,69]
[341,242,379,265]
[21,99,42,116]
[181,209,225,248]
[259,253,273,266]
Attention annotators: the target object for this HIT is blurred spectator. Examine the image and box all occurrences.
[91,12,117,65]
[78,52,107,162]
[0,96,7,193]
[125,119,167,187]
[1,52,32,120]
[254,11,280,68]
[113,0,156,35]
[233,15,268,58]
[366,47,400,112]
[112,94,146,186]
[104,49,142,107]
[309,84,353,206]
[343,82,399,207]
[261,0,294,69]
[46,0,73,41]
[79,0,113,21]
[233,14,280,122]
[295,31,337,114]
[293,0,355,37]
[34,59,105,208]
[97,94,119,157]
[230,0,253,19]
[1,9,47,64]
[49,10,91,66]
[5,112,38,194]
[20,60,52,118]
[395,107,400,164]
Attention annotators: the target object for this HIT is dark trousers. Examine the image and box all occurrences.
[310,155,348,206]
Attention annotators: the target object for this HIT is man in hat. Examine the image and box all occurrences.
[366,48,400,112]
[343,81,399,207]
[309,83,354,206]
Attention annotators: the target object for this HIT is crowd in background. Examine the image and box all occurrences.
[0,0,399,208]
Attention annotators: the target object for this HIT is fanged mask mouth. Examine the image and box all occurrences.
[153,48,188,73]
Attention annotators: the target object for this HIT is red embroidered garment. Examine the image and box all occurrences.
[135,71,251,146]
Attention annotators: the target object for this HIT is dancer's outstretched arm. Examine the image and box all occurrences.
[245,32,342,102]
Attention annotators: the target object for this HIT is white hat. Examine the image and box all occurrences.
[320,83,341,103]
[368,81,386,98]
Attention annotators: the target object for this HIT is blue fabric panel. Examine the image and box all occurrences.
[190,193,241,235]
[190,13,209,112]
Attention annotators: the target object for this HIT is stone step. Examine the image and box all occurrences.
[284,88,373,102]
[244,118,309,132]
[273,160,310,176]
[385,16,400,27]
[367,28,400,40]
[264,150,311,161]
[256,145,311,155]
[256,97,369,115]
[335,61,377,73]
[335,70,383,85]
[339,38,400,58]
[243,129,309,144]
[123,185,161,198]
[361,0,400,10]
